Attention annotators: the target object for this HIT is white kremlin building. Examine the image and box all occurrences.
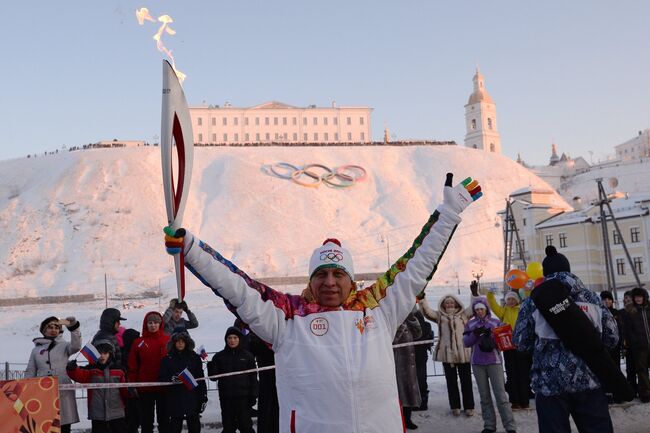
[189,101,372,145]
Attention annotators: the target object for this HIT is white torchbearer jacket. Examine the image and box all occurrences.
[183,203,464,433]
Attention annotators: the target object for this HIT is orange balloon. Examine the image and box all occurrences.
[505,269,528,289]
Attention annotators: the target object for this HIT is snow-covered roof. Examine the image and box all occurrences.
[536,195,649,229]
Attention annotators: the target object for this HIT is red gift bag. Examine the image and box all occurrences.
[493,324,516,351]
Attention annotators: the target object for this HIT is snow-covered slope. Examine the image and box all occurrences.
[0,145,566,298]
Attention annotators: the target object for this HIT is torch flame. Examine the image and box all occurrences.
[135,8,186,83]
[135,8,154,25]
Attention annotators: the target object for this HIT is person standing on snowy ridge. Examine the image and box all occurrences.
[163,298,199,335]
[513,246,620,433]
[163,173,482,433]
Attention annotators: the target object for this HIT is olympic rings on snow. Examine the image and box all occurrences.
[267,163,368,189]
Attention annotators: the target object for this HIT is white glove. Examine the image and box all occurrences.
[440,173,482,215]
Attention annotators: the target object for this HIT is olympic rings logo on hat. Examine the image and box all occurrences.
[266,163,367,189]
[320,252,343,262]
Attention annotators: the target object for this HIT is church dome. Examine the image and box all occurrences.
[466,68,494,105]
[467,89,494,105]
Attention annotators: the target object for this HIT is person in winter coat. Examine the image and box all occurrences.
[622,287,650,403]
[163,299,199,336]
[620,290,638,398]
[419,293,475,416]
[128,311,170,433]
[486,287,531,409]
[207,327,257,433]
[513,247,619,433]
[25,316,81,433]
[412,305,433,411]
[121,328,141,433]
[164,173,481,433]
[393,310,422,430]
[67,340,128,433]
[600,291,623,367]
[247,330,279,433]
[93,308,127,367]
[464,299,516,433]
[159,329,208,433]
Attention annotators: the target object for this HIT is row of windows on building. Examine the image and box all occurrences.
[516,234,645,275]
[197,131,366,143]
[197,115,366,127]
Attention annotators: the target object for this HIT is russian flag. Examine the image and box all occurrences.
[197,345,208,361]
[177,368,198,390]
[80,342,100,364]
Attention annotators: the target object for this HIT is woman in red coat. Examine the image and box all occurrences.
[128,311,170,433]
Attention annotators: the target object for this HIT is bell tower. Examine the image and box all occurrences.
[464,68,501,154]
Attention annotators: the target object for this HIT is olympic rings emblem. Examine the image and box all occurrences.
[320,252,343,262]
[267,163,367,188]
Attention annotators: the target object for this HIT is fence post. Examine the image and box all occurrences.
[4,362,8,380]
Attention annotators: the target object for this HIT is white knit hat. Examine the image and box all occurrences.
[473,302,487,311]
[308,238,355,281]
[505,291,520,304]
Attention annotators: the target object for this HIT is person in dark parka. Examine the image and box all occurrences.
[623,287,650,403]
[248,330,279,433]
[93,307,127,367]
[393,310,422,430]
[159,329,208,433]
[208,327,257,433]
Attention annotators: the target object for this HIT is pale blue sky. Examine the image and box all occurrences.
[1,1,648,164]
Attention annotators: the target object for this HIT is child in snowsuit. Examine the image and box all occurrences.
[486,287,531,409]
[207,327,257,433]
[159,329,208,433]
[67,340,127,433]
[464,298,516,433]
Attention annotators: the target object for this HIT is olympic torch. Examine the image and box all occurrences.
[161,60,194,301]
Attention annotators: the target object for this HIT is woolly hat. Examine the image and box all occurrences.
[308,238,355,281]
[542,245,571,276]
[473,302,487,311]
[505,291,520,304]
[94,339,115,354]
[144,312,162,323]
[600,291,614,301]
[39,316,62,335]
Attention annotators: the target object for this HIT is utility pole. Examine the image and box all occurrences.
[596,179,642,300]
[502,199,527,291]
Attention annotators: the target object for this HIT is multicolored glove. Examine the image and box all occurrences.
[164,226,186,255]
[442,173,482,215]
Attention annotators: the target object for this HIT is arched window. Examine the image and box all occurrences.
[487,118,493,130]
[471,119,477,130]
[490,143,495,152]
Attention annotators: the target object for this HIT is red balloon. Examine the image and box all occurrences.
[505,269,528,289]
[534,277,545,287]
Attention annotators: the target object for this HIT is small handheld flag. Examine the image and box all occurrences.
[80,343,100,364]
[177,368,198,390]
[197,345,208,361]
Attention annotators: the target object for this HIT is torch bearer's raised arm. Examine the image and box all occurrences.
[161,60,194,301]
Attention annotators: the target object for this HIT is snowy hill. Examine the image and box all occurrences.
[0,145,567,299]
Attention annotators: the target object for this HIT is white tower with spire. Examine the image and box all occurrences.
[464,68,501,153]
